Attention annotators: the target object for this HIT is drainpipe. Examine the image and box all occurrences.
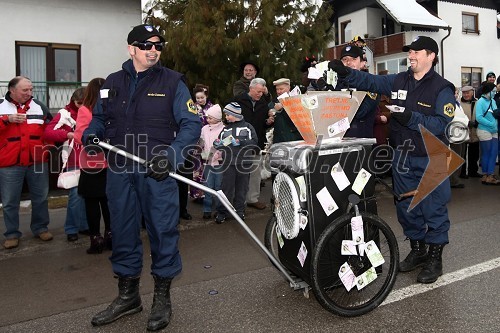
[440,26,452,78]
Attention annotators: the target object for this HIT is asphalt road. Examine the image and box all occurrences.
[1,174,500,333]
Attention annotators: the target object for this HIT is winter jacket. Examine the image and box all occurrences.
[44,101,83,169]
[0,93,52,167]
[217,119,258,166]
[233,93,271,150]
[475,96,498,134]
[200,121,224,166]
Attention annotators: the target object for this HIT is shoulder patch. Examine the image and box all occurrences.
[367,92,378,100]
[443,103,455,118]
[186,99,198,114]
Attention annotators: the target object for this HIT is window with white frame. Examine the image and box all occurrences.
[376,58,407,75]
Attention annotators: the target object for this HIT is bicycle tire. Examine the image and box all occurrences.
[311,212,399,317]
[264,215,280,261]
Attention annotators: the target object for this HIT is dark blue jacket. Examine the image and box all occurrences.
[217,119,258,166]
[344,68,455,156]
[84,60,201,168]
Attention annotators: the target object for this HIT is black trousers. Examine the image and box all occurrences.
[461,141,480,175]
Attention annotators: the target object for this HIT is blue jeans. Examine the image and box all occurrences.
[0,163,50,239]
[480,138,498,175]
[65,185,88,235]
[203,165,222,213]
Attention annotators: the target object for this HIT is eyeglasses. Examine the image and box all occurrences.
[132,41,164,51]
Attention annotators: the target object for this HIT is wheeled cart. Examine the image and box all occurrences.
[266,137,399,316]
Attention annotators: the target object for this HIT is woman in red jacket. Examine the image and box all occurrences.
[74,78,111,254]
[44,88,88,242]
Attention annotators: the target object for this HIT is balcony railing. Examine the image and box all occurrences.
[0,81,88,112]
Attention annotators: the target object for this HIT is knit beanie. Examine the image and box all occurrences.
[481,81,496,95]
[206,104,222,120]
[223,102,243,120]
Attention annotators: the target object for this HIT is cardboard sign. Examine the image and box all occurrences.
[281,91,367,143]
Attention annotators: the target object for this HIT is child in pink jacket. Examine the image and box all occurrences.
[199,104,224,219]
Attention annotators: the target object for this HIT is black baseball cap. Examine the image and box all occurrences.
[341,45,364,59]
[127,24,165,45]
[402,36,439,55]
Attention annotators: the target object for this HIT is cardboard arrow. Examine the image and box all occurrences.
[408,124,465,211]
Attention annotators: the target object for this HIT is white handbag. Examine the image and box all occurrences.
[57,139,80,189]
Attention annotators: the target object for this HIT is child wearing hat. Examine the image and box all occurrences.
[199,104,225,219]
[214,102,258,223]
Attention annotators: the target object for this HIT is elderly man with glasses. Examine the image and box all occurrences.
[85,24,201,331]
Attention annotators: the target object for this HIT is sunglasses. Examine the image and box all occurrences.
[132,41,164,51]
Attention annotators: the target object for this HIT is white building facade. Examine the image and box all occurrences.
[0,0,141,108]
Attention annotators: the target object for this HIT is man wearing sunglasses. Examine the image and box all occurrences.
[86,24,201,331]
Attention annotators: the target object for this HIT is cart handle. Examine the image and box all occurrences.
[91,138,300,287]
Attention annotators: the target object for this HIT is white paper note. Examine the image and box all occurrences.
[295,175,307,202]
[330,162,350,191]
[351,215,364,245]
[352,168,372,195]
[297,241,308,267]
[356,267,378,290]
[365,240,385,267]
[315,187,339,216]
[341,240,358,256]
[327,117,350,137]
[338,262,356,292]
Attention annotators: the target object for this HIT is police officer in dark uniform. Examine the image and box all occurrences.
[337,45,379,138]
[329,36,455,284]
[84,24,201,331]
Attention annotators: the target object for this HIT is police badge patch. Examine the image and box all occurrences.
[443,103,455,118]
[187,99,198,114]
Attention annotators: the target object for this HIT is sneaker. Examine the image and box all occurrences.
[215,215,226,224]
[2,238,19,249]
[203,212,212,219]
[484,175,500,185]
[67,234,78,242]
[247,201,267,210]
[37,231,53,241]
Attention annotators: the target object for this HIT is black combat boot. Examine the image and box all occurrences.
[91,276,142,326]
[399,240,428,272]
[147,275,173,331]
[417,244,444,284]
[86,235,104,254]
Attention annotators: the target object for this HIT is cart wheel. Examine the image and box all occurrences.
[264,215,281,267]
[311,212,399,317]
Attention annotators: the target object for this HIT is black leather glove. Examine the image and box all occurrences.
[146,155,172,181]
[85,134,99,146]
[315,77,328,91]
[328,59,351,78]
[391,109,412,126]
